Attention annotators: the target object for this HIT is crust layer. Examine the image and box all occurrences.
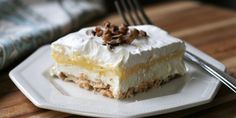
[53,71,180,99]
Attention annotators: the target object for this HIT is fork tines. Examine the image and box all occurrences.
[114,0,153,26]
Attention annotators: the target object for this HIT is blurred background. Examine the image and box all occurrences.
[0,0,235,70]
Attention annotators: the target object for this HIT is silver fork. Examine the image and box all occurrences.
[114,0,236,93]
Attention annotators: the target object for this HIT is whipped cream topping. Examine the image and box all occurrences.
[51,25,185,68]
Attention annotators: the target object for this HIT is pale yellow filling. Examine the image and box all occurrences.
[51,50,184,80]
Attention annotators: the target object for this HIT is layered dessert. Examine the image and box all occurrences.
[50,22,186,99]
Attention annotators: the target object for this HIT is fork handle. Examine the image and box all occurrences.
[185,52,236,93]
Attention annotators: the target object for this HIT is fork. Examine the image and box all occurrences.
[114,0,236,93]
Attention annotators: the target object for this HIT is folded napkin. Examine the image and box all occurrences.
[0,0,105,70]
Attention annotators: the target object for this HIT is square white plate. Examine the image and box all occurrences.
[9,43,224,117]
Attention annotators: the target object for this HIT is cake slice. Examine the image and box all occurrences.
[50,22,186,99]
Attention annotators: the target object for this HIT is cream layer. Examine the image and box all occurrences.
[52,55,185,98]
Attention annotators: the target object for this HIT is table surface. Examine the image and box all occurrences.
[1,1,236,118]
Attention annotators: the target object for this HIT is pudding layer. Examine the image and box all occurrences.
[51,49,185,80]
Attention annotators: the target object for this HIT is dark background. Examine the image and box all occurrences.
[200,0,236,9]
[105,0,236,11]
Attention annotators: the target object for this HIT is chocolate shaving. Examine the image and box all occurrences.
[104,21,111,28]
[102,33,111,43]
[112,34,123,39]
[108,38,122,46]
[139,30,147,37]
[92,21,148,49]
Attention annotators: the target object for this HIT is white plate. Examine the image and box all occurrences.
[9,43,225,117]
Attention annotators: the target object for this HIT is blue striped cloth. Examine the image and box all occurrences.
[0,0,105,70]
